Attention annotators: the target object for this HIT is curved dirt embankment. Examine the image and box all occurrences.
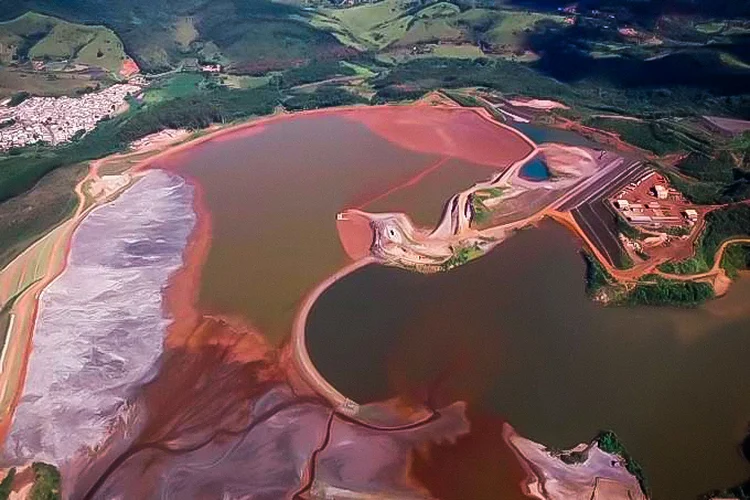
[290,257,376,413]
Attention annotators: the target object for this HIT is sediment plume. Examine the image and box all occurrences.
[411,413,530,500]
[311,402,470,499]
[336,212,375,261]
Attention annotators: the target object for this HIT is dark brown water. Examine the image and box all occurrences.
[173,114,496,343]
[307,222,750,499]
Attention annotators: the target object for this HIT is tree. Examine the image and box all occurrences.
[730,131,750,170]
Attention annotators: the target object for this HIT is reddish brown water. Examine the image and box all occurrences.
[167,111,512,343]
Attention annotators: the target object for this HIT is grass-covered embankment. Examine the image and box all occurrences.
[441,243,484,271]
[0,162,86,270]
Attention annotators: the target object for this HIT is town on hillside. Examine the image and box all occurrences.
[0,83,141,150]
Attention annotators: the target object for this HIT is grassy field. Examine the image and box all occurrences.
[143,73,205,103]
[0,161,86,271]
[340,61,376,78]
[398,3,462,46]
[1,12,128,73]
[0,67,100,99]
[220,74,273,90]
[319,0,410,47]
[316,0,469,50]
[694,21,727,34]
[172,16,199,51]
[315,1,561,55]
[0,303,12,358]
[720,52,750,70]
[483,10,564,48]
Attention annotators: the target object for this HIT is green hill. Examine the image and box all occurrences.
[0,1,353,73]
[0,12,128,73]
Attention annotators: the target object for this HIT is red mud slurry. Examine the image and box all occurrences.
[208,123,268,144]
[71,167,476,499]
[70,175,289,499]
[356,156,451,210]
[336,212,375,261]
[341,106,534,169]
[411,412,529,500]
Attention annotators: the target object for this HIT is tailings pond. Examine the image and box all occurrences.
[307,221,750,499]
[512,122,601,148]
[163,108,529,343]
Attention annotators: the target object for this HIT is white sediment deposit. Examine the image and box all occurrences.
[504,424,647,500]
[2,170,195,465]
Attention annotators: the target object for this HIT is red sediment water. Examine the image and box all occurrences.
[209,123,268,144]
[342,106,534,169]
[356,157,451,210]
[411,411,529,500]
[336,212,375,261]
[71,174,287,498]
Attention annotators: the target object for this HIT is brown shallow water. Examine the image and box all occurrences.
[163,112,503,343]
[307,221,750,499]
[162,115,508,342]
